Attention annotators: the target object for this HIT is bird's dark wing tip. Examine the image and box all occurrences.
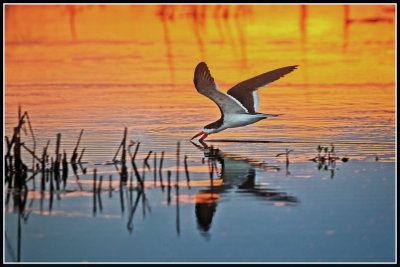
[195,62,208,72]
[194,62,214,87]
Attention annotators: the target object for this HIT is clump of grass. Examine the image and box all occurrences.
[311,144,349,178]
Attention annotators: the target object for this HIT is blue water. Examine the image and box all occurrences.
[4,143,396,263]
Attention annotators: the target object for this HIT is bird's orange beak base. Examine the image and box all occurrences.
[191,131,208,141]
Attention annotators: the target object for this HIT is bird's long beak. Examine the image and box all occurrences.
[191,131,208,141]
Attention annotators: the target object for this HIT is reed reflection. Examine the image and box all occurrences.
[192,140,298,235]
[157,5,175,83]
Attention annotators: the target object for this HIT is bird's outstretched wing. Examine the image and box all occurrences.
[194,62,248,115]
[227,65,298,114]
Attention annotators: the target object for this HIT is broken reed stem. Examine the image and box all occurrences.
[127,140,135,159]
[176,176,180,236]
[167,170,171,205]
[129,141,144,188]
[144,151,152,169]
[93,169,97,215]
[113,127,127,162]
[153,152,157,185]
[113,143,122,162]
[132,142,140,161]
[71,129,84,163]
[49,157,54,192]
[62,150,68,189]
[53,134,61,190]
[41,147,46,192]
[98,175,103,194]
[120,128,128,182]
[55,154,61,192]
[159,151,165,189]
[176,142,180,184]
[7,113,27,157]
[5,137,11,178]
[23,111,36,169]
[55,133,61,162]
[78,147,85,163]
[13,128,22,189]
[44,140,51,153]
[131,158,144,188]
[127,190,142,233]
[184,155,190,189]
[119,182,125,213]
[109,175,113,198]
[5,136,11,180]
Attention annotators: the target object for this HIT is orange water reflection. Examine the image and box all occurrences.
[4,4,396,162]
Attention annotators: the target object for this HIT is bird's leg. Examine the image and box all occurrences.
[190,141,204,151]
[199,133,208,142]
[199,139,209,149]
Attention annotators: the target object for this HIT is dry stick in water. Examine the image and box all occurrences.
[49,159,54,213]
[4,136,11,182]
[159,151,165,190]
[40,147,46,192]
[127,140,135,159]
[144,151,152,170]
[97,175,103,212]
[167,170,172,205]
[153,152,157,186]
[54,133,61,190]
[54,155,61,192]
[93,169,97,216]
[113,128,127,162]
[98,175,103,193]
[119,128,128,182]
[176,174,180,236]
[119,181,125,213]
[49,157,54,193]
[44,139,51,155]
[6,112,27,157]
[13,127,22,189]
[175,150,181,235]
[176,142,180,184]
[127,190,142,233]
[78,147,86,163]
[62,150,68,189]
[131,158,144,188]
[184,155,191,189]
[130,142,144,188]
[71,129,84,163]
[132,142,140,160]
[24,111,36,170]
[109,175,113,198]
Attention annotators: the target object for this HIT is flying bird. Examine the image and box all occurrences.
[191,62,298,141]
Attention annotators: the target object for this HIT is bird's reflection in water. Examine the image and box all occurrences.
[191,140,298,236]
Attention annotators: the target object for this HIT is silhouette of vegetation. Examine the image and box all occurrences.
[311,144,349,178]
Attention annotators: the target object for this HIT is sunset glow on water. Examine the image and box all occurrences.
[4,4,396,263]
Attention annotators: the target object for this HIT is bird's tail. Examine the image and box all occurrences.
[262,113,284,117]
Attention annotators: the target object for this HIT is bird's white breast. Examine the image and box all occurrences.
[223,113,267,129]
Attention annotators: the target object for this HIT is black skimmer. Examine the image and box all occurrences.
[191,62,298,141]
